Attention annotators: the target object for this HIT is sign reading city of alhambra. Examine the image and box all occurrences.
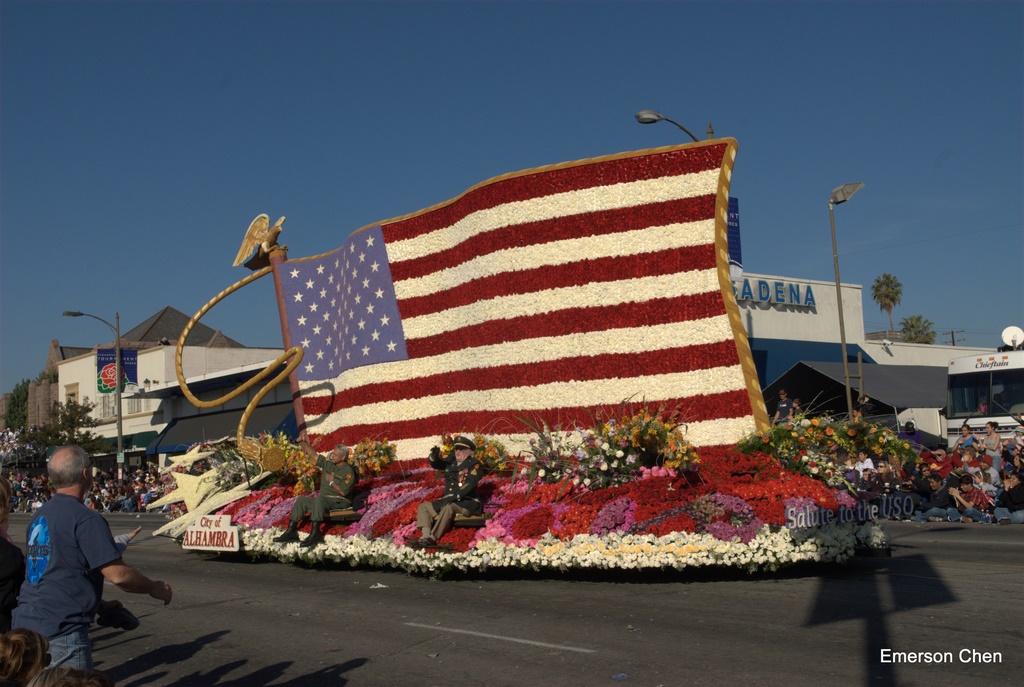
[181,514,239,551]
[732,278,816,308]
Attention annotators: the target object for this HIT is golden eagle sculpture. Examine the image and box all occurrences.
[233,214,286,269]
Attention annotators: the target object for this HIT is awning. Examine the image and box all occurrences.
[95,430,163,456]
[764,361,948,416]
[151,403,296,454]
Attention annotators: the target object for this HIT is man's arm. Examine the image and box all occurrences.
[99,559,172,605]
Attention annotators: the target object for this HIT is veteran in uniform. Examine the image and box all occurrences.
[274,441,358,548]
[411,435,483,547]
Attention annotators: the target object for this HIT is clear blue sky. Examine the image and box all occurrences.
[2,0,1021,393]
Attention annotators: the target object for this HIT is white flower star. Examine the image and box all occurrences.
[297,316,307,326]
[293,293,303,302]
[290,269,299,278]
[387,341,397,352]
[380,314,390,326]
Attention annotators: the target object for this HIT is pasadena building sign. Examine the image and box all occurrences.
[732,278,816,308]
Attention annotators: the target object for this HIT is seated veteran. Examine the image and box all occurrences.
[274,441,358,548]
[410,435,483,547]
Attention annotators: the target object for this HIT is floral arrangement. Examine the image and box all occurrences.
[351,437,396,476]
[471,433,513,472]
[736,415,917,489]
[280,444,321,495]
[513,405,700,494]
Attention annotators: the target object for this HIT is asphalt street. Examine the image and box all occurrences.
[5,513,1023,687]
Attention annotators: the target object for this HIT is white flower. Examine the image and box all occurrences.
[538,469,546,477]
[615,450,624,458]
[602,443,610,451]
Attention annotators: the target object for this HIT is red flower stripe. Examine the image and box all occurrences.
[390,197,716,284]
[305,340,740,414]
[406,290,726,359]
[398,243,716,320]
[310,389,752,449]
[383,145,728,243]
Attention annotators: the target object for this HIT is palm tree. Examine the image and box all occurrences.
[900,314,936,344]
[871,273,902,333]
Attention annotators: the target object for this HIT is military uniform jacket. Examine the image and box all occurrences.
[317,455,358,501]
[431,453,483,515]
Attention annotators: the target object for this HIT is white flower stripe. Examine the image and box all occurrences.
[400,269,720,341]
[239,521,886,575]
[298,315,734,394]
[385,171,719,264]
[309,365,748,434]
[394,219,715,300]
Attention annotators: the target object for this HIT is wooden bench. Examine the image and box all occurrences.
[324,508,362,523]
[451,514,488,528]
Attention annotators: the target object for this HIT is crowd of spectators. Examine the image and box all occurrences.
[0,429,35,467]
[844,420,1024,525]
[2,466,167,515]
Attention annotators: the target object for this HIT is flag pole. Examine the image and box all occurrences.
[267,247,307,438]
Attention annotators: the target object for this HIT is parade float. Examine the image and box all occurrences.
[151,139,891,575]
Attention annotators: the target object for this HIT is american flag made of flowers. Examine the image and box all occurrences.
[281,226,408,380]
[285,140,768,460]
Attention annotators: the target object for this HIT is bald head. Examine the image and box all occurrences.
[48,445,91,489]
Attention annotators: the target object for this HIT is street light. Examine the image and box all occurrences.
[634,109,701,143]
[828,183,865,420]
[63,310,123,475]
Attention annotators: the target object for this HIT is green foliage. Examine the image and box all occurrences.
[900,314,936,344]
[871,273,903,332]
[22,398,109,455]
[3,379,30,430]
[34,368,58,384]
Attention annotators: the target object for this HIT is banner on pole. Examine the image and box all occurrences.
[96,349,137,393]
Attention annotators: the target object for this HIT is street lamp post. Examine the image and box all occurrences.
[828,183,865,420]
[63,310,123,476]
[634,109,701,142]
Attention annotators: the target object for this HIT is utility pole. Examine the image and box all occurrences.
[943,329,965,346]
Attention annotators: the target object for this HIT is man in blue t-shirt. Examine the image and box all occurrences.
[12,445,173,669]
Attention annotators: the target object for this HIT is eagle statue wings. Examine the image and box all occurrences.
[234,214,285,268]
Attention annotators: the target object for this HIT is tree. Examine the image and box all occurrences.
[871,273,903,333]
[3,378,30,430]
[900,314,936,344]
[21,398,109,455]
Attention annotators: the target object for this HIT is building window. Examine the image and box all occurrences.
[99,394,115,419]
[126,397,142,414]
[65,383,79,405]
